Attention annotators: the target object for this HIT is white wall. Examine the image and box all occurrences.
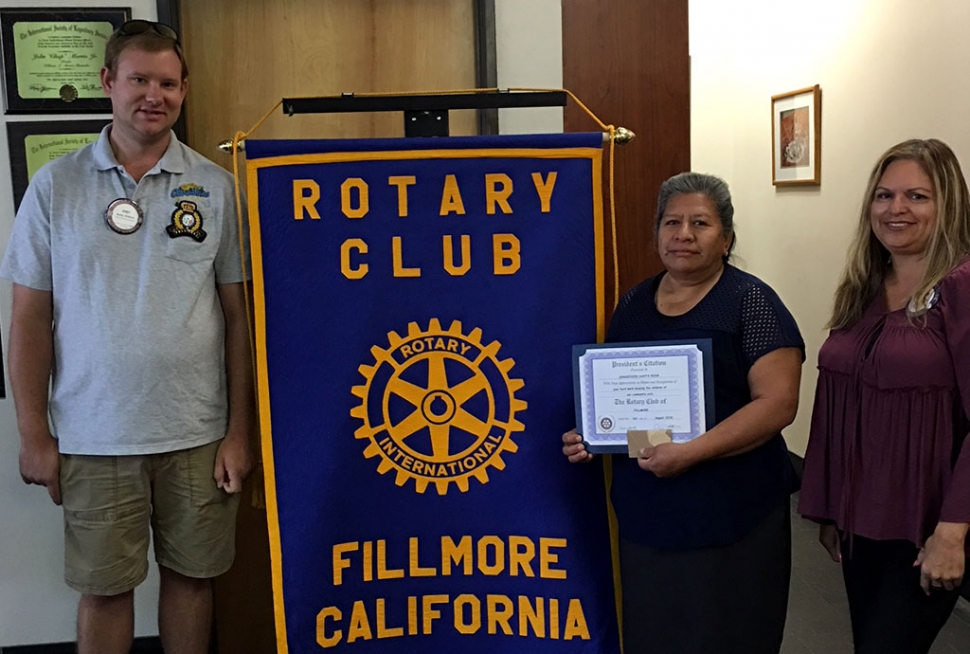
[690,0,970,455]
[0,0,562,646]
[495,0,563,134]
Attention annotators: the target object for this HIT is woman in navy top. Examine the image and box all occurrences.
[563,172,804,654]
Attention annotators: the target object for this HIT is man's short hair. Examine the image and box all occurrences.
[104,23,188,80]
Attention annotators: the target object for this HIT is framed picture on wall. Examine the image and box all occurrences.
[7,119,110,210]
[771,85,821,186]
[0,7,131,114]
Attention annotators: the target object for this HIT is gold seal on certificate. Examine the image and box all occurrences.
[572,339,715,454]
[59,83,78,102]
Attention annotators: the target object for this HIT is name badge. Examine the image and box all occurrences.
[105,198,144,234]
[907,286,940,317]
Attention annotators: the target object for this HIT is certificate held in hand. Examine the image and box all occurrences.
[572,339,715,454]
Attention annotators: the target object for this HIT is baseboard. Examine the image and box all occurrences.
[1,636,163,653]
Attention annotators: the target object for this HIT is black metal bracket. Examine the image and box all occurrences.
[281,90,568,137]
[404,110,449,138]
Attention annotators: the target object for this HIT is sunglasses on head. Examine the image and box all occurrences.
[117,19,179,42]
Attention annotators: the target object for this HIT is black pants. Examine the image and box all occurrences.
[841,534,964,654]
[620,502,791,654]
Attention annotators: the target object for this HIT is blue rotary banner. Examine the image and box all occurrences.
[246,133,619,654]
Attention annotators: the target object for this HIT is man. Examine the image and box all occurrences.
[1,20,253,654]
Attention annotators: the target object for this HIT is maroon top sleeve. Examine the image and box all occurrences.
[939,260,970,522]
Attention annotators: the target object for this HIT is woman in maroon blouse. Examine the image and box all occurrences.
[800,139,970,654]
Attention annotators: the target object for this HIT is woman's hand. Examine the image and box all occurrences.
[637,442,696,478]
[915,522,969,594]
[818,524,841,563]
[562,429,594,463]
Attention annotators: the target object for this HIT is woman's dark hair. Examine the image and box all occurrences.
[655,172,737,259]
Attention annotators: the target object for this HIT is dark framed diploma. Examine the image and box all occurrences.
[7,119,109,210]
[573,339,716,454]
[0,7,131,114]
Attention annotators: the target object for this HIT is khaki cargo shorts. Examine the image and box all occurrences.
[60,439,240,596]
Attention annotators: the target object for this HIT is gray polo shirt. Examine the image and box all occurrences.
[1,125,249,455]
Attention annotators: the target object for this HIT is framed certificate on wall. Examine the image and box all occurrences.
[7,119,109,210]
[0,7,131,113]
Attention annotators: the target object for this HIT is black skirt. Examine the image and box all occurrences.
[619,501,791,654]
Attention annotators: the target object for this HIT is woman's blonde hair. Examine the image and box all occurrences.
[830,139,970,329]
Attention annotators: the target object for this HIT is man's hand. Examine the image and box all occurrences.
[20,431,61,505]
[215,282,256,494]
[213,432,253,494]
[9,284,57,504]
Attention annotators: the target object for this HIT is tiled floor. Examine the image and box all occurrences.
[784,495,970,653]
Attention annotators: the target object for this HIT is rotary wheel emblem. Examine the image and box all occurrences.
[351,319,527,494]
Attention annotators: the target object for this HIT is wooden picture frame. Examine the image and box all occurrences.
[7,119,109,210]
[771,84,821,186]
[0,7,131,114]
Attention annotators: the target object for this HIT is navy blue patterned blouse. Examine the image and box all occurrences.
[607,264,804,549]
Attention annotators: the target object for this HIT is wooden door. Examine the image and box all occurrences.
[170,3,482,652]
[563,0,690,306]
[179,0,480,165]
